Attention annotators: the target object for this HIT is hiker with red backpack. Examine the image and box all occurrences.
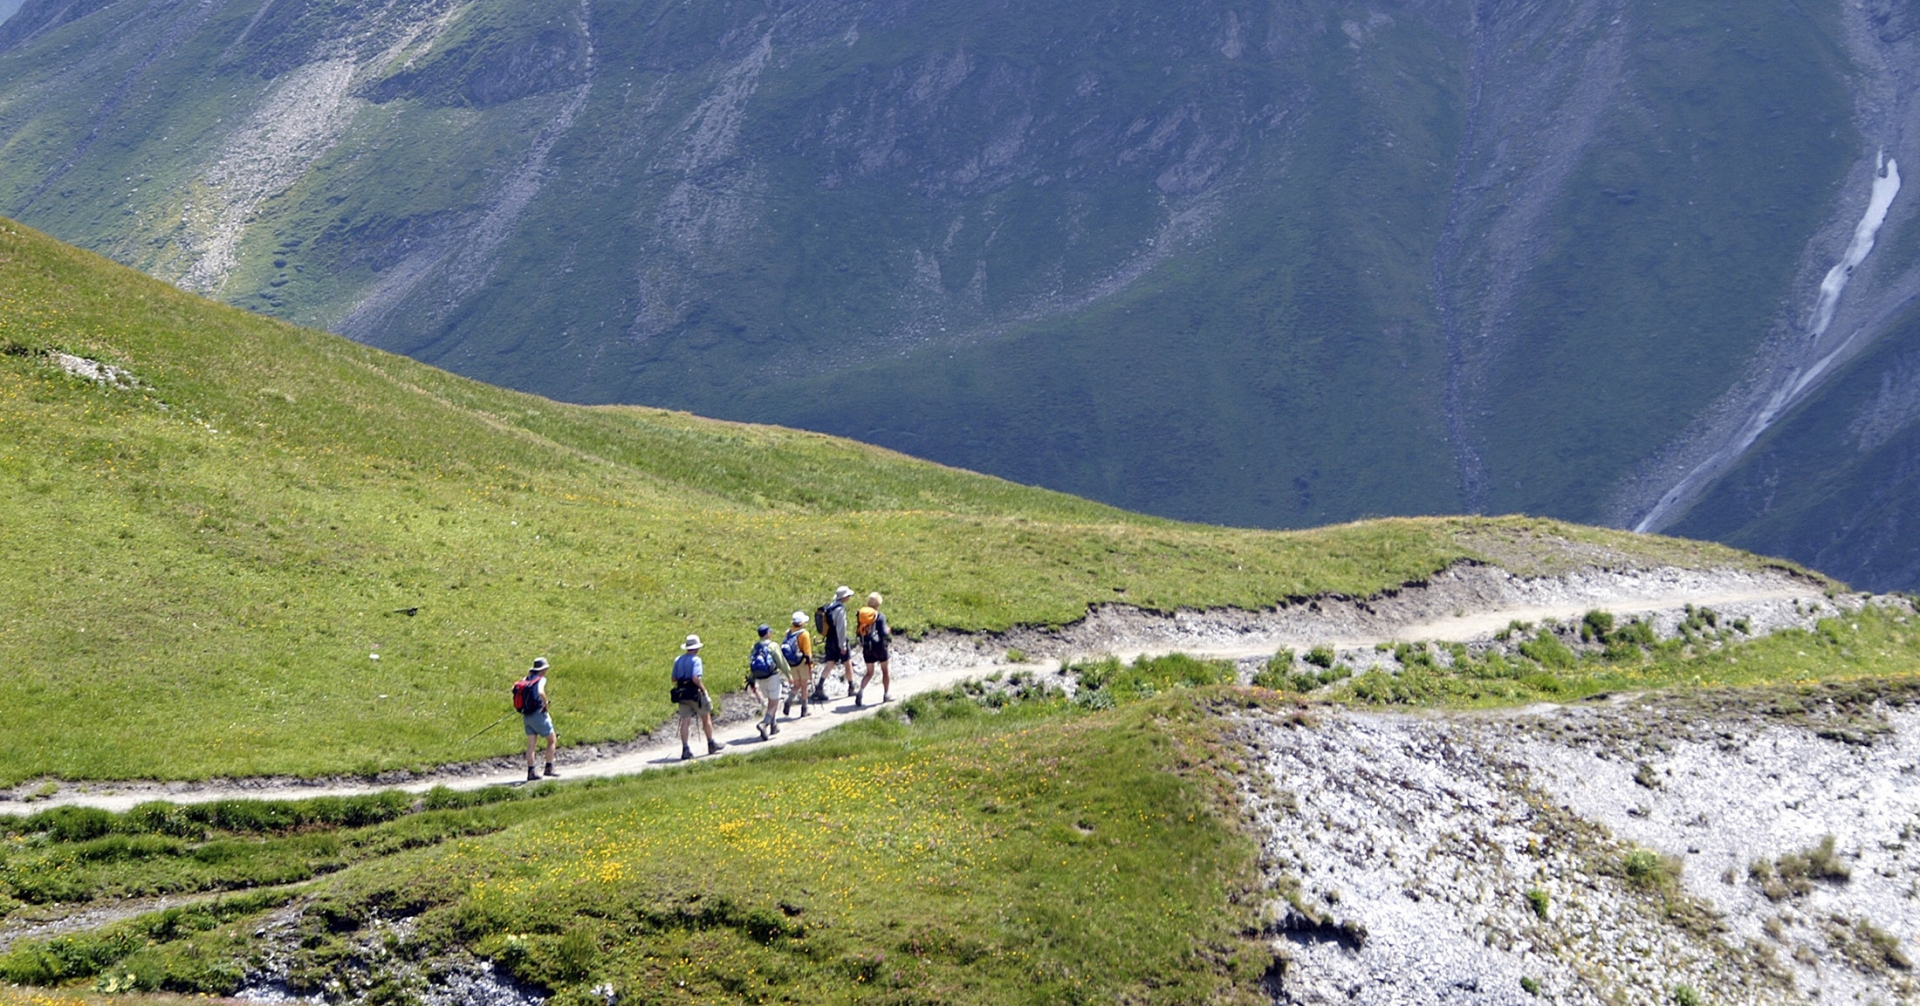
[817,586,857,704]
[781,611,815,718]
[513,658,558,781]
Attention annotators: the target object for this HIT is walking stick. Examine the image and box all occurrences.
[462,712,514,744]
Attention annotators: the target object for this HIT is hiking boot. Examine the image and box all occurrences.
[853,690,864,708]
[707,740,722,755]
[527,766,539,782]
[756,722,768,741]
[810,688,828,703]
[681,745,693,761]
[800,703,809,717]
[782,695,793,716]
[543,764,557,777]
[769,722,780,736]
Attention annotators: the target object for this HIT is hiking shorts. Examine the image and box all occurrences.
[862,639,889,664]
[676,691,711,720]
[824,638,851,662]
[523,711,555,737]
[753,674,783,706]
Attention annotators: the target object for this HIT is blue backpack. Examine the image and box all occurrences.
[749,641,779,679]
[781,629,806,666]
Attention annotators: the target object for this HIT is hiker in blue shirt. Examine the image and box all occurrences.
[673,634,721,760]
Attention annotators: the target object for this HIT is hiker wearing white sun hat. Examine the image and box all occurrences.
[671,634,719,760]
[780,611,815,718]
[818,585,857,703]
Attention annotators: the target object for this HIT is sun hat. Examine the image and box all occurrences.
[757,624,772,636]
[792,611,807,625]
[531,657,549,672]
[682,634,702,651]
[835,585,854,600]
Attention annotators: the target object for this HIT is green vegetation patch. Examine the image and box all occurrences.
[0,789,551,908]
[1335,603,1920,709]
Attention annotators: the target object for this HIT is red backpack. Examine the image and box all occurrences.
[511,675,543,714]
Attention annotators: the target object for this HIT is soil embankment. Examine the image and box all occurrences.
[1245,684,1920,1005]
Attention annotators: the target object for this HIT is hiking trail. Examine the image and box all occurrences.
[6,564,1835,813]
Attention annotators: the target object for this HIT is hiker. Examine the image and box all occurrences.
[520,657,558,781]
[818,585,856,703]
[782,611,815,718]
[747,624,791,740]
[672,634,721,760]
[853,592,893,704]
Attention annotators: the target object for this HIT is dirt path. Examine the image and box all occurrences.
[13,566,1835,813]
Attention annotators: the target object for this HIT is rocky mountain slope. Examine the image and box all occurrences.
[1,0,1918,586]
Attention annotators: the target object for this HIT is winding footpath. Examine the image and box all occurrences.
[7,569,1833,814]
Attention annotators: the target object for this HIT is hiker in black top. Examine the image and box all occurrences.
[853,592,893,705]
[818,586,856,703]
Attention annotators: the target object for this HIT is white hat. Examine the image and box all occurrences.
[835,585,854,600]
[792,611,807,625]
[682,634,702,651]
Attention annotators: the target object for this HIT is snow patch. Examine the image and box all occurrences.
[1810,152,1902,341]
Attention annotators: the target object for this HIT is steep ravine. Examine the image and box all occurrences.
[1617,0,1920,539]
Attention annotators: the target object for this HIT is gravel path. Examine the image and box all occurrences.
[6,565,1830,813]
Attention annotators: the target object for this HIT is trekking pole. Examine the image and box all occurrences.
[462,712,514,744]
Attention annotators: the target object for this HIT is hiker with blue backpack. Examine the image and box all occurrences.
[514,658,558,781]
[746,624,791,740]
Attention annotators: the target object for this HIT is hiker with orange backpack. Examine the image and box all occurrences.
[513,658,558,781]
[853,592,893,704]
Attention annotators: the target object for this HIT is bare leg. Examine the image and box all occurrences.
[525,733,537,768]
[879,660,891,700]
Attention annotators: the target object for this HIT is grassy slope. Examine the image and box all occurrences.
[0,216,1792,784]
[0,694,1273,1006]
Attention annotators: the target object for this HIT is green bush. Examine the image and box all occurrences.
[1517,630,1575,669]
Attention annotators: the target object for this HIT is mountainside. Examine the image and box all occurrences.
[1,0,1918,585]
[7,214,1784,784]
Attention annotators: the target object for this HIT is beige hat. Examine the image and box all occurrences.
[791,611,807,625]
[835,585,854,600]
[682,634,702,651]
